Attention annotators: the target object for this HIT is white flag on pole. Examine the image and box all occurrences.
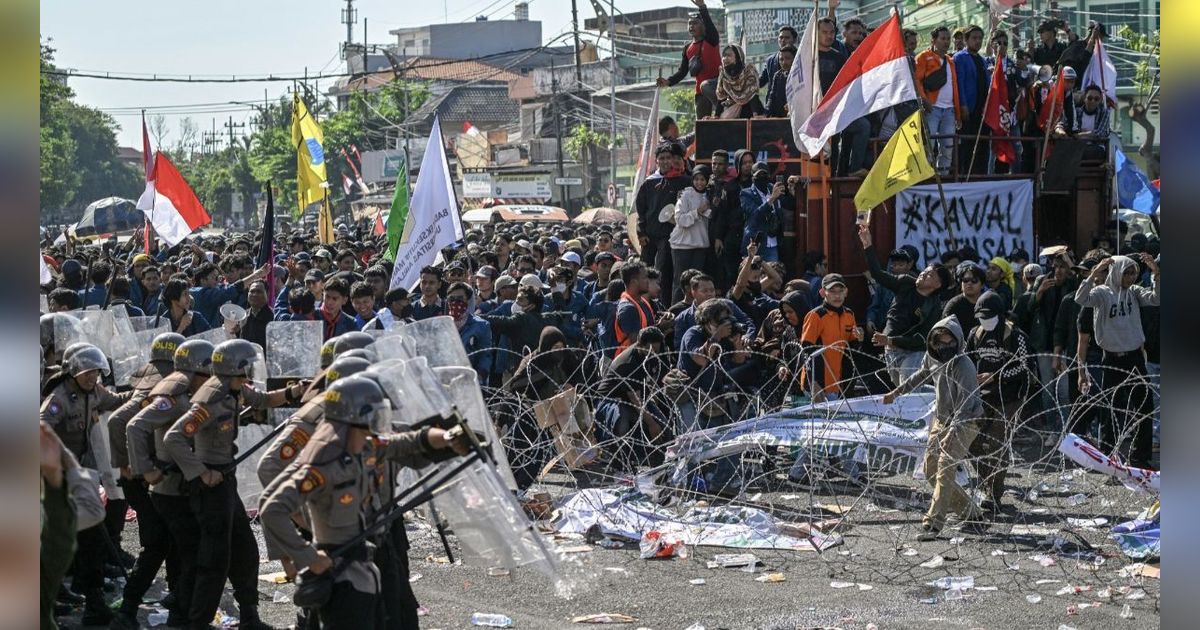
[388,116,464,290]
[1081,37,1118,108]
[787,7,822,157]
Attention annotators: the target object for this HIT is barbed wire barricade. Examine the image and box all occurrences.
[469,341,1160,614]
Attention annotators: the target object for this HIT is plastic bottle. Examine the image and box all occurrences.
[470,613,514,627]
[1065,493,1088,506]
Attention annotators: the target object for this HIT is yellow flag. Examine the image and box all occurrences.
[291,94,328,217]
[317,194,335,245]
[853,109,934,213]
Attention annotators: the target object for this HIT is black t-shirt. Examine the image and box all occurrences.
[818,49,847,93]
[942,294,980,336]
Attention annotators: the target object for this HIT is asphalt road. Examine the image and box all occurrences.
[60,462,1159,630]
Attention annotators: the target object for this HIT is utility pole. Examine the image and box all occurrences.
[224,116,246,150]
[362,18,368,76]
[342,0,357,57]
[571,0,583,87]
[552,58,568,211]
[609,0,617,193]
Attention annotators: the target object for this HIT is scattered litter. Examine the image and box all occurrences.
[948,537,964,545]
[975,586,998,592]
[779,494,801,500]
[427,556,451,564]
[1030,508,1050,514]
[417,606,430,617]
[943,588,966,601]
[1066,517,1108,528]
[1077,602,1102,609]
[603,567,628,574]
[707,553,759,569]
[830,581,857,589]
[1125,589,1147,600]
[571,613,638,624]
[1007,564,1020,571]
[487,567,511,577]
[147,609,170,626]
[1026,594,1042,604]
[1058,625,1079,630]
[684,624,706,630]
[857,583,874,591]
[901,547,919,556]
[919,555,945,569]
[1121,604,1134,619]
[1030,554,1057,567]
[816,503,853,515]
[410,573,423,583]
[920,597,939,605]
[1055,585,1092,596]
[272,590,289,603]
[258,571,290,584]
[689,578,706,586]
[560,545,595,554]
[1066,605,1077,616]
[1096,587,1113,599]
[470,613,514,627]
[990,549,1008,556]
[1136,564,1160,579]
[755,573,786,583]
[748,492,763,502]
[638,531,682,559]
[596,538,624,549]
[1011,524,1058,537]
[1035,579,1062,585]
[928,576,974,590]
[1065,493,1089,506]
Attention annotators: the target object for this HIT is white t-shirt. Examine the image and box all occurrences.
[1080,111,1098,132]
[933,57,955,109]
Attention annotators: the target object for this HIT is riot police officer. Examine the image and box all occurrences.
[164,339,305,630]
[115,338,215,629]
[40,343,133,625]
[259,375,466,629]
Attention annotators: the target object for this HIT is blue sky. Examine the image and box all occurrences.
[42,0,687,148]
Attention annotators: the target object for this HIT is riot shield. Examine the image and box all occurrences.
[402,316,471,368]
[265,320,323,378]
[434,366,517,491]
[39,294,48,314]
[186,325,231,346]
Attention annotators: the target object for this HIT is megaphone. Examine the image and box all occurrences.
[220,303,248,324]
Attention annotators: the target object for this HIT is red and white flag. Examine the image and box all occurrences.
[141,113,155,253]
[342,172,354,195]
[372,208,386,236]
[795,13,917,156]
[1037,68,1068,131]
[984,56,1016,164]
[1082,37,1118,108]
[136,153,211,246]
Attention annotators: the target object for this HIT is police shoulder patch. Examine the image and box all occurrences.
[299,467,325,493]
[280,443,296,460]
[44,400,63,416]
[338,492,354,505]
[152,396,174,412]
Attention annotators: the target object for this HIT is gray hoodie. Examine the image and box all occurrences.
[1073,255,1159,353]
[893,314,984,423]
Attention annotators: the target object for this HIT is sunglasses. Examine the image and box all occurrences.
[961,276,981,284]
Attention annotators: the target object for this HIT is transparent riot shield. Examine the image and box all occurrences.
[434,366,517,491]
[128,316,161,332]
[265,320,323,378]
[39,294,48,314]
[186,326,231,347]
[369,333,416,363]
[402,316,471,368]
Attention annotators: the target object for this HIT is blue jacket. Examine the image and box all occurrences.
[586,294,618,356]
[673,299,756,350]
[411,297,445,321]
[546,289,588,345]
[458,315,494,376]
[738,187,782,255]
[866,284,895,330]
[109,300,145,318]
[319,310,360,340]
[276,311,319,323]
[78,286,107,309]
[953,49,986,113]
[190,283,245,327]
[758,52,782,88]
[154,309,211,336]
[489,301,515,374]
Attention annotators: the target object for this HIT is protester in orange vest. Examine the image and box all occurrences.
[800,274,864,401]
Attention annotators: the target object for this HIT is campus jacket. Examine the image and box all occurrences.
[863,245,943,352]
[915,49,962,121]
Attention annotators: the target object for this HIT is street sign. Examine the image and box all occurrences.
[606,182,617,206]
[494,174,552,200]
[463,172,493,198]
[554,177,583,186]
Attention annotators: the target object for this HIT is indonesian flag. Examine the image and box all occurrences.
[141,113,154,253]
[795,13,917,156]
[1082,37,1118,108]
[342,173,354,195]
[136,152,211,246]
[988,0,1027,13]
[984,55,1016,164]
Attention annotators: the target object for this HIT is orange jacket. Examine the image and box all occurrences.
[915,49,961,122]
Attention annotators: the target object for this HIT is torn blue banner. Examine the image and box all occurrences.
[1115,146,1160,215]
[1111,502,1160,560]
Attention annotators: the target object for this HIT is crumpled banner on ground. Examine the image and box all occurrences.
[665,390,937,488]
[1111,501,1160,560]
[1057,432,1160,494]
[552,487,842,552]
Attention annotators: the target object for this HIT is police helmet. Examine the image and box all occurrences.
[66,343,110,377]
[211,339,259,378]
[150,332,187,364]
[323,374,391,434]
[174,339,215,375]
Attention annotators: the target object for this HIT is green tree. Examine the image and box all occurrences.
[664,86,697,135]
[564,124,622,204]
[40,43,79,215]
[63,103,142,206]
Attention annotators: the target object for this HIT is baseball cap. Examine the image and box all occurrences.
[314,249,332,259]
[1007,248,1031,263]
[516,239,532,250]
[495,275,518,291]
[446,260,466,272]
[475,265,499,279]
[519,274,544,290]
[561,251,583,266]
[1062,66,1077,80]
[304,269,325,283]
[887,248,913,262]
[132,253,153,265]
[821,273,847,289]
[752,161,771,176]
[563,239,583,252]
[294,252,312,263]
[595,251,617,263]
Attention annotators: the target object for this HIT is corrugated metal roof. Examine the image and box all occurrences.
[410,85,519,125]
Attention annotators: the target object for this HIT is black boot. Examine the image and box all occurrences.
[57,587,86,606]
[237,609,279,630]
[81,588,115,626]
[108,608,139,630]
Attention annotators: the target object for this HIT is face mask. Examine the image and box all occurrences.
[447,300,467,320]
[978,315,1000,332]
[511,302,526,314]
[930,344,958,362]
[554,283,567,294]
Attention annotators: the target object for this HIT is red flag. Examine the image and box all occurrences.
[1037,69,1067,131]
[141,112,154,253]
[372,209,386,236]
[984,58,1016,164]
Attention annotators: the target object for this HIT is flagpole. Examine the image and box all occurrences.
[1038,70,1063,188]
[965,52,997,184]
